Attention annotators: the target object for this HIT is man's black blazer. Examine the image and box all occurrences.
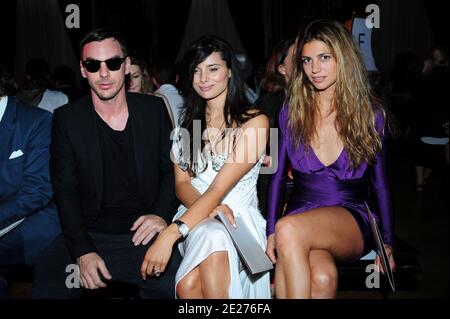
[50,92,178,260]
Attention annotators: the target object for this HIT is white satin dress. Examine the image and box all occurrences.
[172,139,271,299]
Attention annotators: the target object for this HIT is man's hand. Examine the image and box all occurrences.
[131,214,167,246]
[77,252,112,289]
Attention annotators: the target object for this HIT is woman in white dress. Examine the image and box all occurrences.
[140,35,271,298]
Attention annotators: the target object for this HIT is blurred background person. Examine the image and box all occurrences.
[151,59,184,127]
[52,65,84,102]
[257,39,295,131]
[411,47,449,191]
[127,55,152,94]
[255,38,295,219]
[16,58,68,113]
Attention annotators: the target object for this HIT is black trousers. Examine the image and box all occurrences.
[30,232,181,299]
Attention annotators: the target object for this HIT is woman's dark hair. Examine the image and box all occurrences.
[178,35,261,176]
[0,64,18,96]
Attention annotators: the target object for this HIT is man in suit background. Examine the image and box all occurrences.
[0,64,61,298]
[31,28,180,298]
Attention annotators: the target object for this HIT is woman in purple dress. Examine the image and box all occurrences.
[265,20,396,299]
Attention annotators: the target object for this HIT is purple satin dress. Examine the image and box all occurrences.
[266,106,394,254]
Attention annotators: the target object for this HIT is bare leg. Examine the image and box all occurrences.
[177,251,231,298]
[199,251,230,298]
[176,267,203,299]
[276,220,310,298]
[275,207,364,299]
[309,250,338,299]
[274,255,287,298]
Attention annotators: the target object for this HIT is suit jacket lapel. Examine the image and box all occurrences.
[80,100,103,201]
[127,94,144,186]
[0,97,17,159]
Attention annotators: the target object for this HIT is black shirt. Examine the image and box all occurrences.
[89,112,145,233]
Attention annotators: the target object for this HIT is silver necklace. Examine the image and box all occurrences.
[206,120,226,171]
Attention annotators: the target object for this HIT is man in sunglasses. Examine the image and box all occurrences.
[31,27,181,299]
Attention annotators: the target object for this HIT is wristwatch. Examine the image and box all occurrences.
[173,219,190,239]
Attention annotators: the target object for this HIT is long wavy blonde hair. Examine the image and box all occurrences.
[287,20,384,167]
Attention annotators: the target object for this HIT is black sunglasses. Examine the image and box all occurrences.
[82,57,126,73]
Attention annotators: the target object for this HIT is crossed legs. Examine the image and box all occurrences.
[274,207,364,299]
[176,251,230,299]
